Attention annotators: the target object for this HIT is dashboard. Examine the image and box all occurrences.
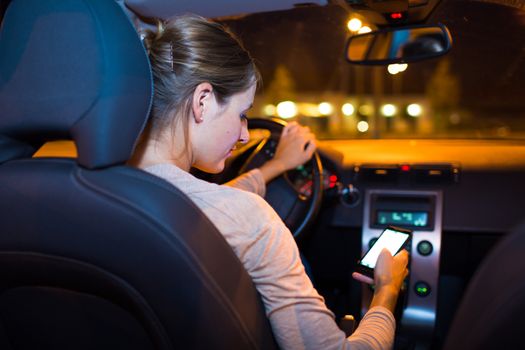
[306,139,525,232]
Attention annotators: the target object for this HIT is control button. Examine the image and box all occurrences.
[368,237,378,249]
[414,281,431,297]
[417,240,433,256]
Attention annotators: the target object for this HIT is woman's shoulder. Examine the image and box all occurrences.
[215,183,275,216]
[143,163,279,223]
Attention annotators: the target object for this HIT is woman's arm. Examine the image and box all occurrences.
[225,122,317,194]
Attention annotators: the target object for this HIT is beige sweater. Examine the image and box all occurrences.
[145,163,396,350]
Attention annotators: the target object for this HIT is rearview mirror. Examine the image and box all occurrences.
[346,24,452,65]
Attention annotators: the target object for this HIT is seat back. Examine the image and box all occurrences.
[443,222,525,350]
[0,1,277,349]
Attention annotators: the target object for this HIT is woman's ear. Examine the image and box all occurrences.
[191,82,213,123]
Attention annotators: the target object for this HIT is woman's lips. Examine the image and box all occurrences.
[226,144,237,157]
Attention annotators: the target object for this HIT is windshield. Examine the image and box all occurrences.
[222,0,525,140]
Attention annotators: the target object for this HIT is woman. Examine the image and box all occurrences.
[130,14,408,350]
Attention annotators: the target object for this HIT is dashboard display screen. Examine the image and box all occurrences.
[376,211,428,227]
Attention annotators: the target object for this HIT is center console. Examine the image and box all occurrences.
[361,189,443,343]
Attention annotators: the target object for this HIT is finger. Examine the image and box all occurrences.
[299,125,311,134]
[352,272,374,285]
[281,124,291,137]
[285,122,299,133]
[306,131,317,142]
[379,248,393,259]
[395,249,409,264]
[305,139,316,155]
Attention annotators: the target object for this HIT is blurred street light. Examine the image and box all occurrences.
[357,120,369,132]
[407,103,422,117]
[263,104,276,116]
[381,104,397,117]
[387,63,408,75]
[342,103,355,116]
[358,104,373,116]
[318,102,334,115]
[347,18,362,32]
[358,26,372,34]
[276,101,297,119]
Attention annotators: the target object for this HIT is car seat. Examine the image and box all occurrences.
[0,0,277,349]
[443,221,525,350]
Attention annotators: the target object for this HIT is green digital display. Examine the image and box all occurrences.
[377,211,428,227]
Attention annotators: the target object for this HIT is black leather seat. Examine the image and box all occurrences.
[443,222,525,350]
[0,0,277,349]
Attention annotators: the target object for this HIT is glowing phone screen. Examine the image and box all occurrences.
[360,228,410,269]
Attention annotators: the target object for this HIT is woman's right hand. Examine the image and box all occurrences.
[353,249,409,313]
[374,248,409,293]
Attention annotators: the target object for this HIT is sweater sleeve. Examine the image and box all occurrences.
[347,307,396,350]
[223,168,266,197]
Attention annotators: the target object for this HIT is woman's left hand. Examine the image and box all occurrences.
[273,122,317,171]
[258,122,317,183]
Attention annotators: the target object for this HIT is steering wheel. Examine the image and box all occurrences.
[240,118,324,240]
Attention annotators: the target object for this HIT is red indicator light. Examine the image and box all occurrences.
[390,12,403,19]
[401,164,410,172]
[329,175,338,182]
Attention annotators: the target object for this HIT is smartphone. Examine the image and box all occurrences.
[356,226,412,278]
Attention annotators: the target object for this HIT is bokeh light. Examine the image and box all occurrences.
[342,103,355,116]
[276,101,297,119]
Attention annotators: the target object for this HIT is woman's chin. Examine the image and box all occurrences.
[199,162,225,174]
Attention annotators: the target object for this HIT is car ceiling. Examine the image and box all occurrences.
[124,0,328,20]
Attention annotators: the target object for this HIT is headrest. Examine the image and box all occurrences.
[0,0,152,169]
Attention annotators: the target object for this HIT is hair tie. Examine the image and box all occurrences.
[153,21,174,71]
[155,20,164,40]
[169,42,174,71]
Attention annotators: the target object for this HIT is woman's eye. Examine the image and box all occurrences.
[240,114,248,122]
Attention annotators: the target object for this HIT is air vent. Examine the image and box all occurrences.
[411,163,460,184]
[355,164,400,183]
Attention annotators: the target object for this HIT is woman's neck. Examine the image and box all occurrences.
[128,137,191,172]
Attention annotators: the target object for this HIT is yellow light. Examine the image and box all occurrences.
[342,103,355,116]
[298,102,321,117]
[318,102,333,116]
[388,64,400,75]
[276,101,298,119]
[358,104,373,116]
[357,121,369,133]
[407,103,422,117]
[347,18,362,32]
[381,104,397,117]
[358,26,372,34]
[388,63,408,75]
[263,104,276,116]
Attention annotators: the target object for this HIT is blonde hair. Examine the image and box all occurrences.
[142,14,260,143]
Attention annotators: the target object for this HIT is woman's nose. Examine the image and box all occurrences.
[239,122,250,144]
